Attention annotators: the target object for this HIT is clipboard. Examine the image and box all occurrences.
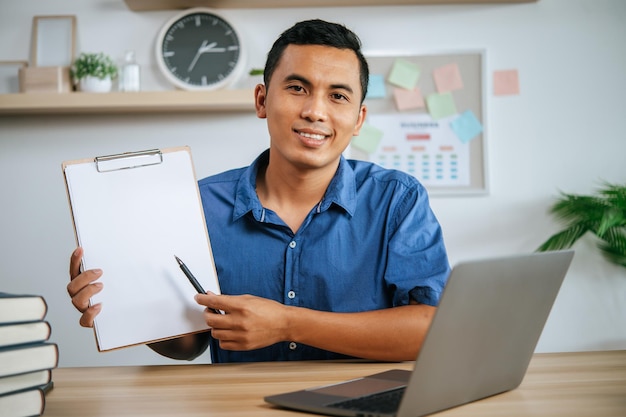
[62,146,220,351]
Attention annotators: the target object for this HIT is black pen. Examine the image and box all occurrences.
[174,255,221,314]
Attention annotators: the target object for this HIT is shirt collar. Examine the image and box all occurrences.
[319,155,357,216]
[233,150,357,222]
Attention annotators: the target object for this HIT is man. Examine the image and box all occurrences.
[68,19,450,363]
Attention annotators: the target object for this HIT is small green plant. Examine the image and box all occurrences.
[537,182,626,268]
[71,52,118,80]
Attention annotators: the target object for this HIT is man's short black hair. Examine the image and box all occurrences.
[263,19,369,103]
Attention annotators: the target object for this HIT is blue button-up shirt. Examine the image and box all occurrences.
[198,150,450,363]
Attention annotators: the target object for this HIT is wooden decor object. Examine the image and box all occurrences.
[19,67,72,93]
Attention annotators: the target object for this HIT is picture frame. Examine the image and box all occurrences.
[0,61,28,93]
[31,15,77,67]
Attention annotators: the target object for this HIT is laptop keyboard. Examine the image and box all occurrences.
[327,387,406,415]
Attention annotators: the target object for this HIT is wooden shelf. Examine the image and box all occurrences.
[0,90,255,115]
[124,0,538,10]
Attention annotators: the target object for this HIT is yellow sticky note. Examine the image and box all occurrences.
[352,123,383,154]
[388,59,420,90]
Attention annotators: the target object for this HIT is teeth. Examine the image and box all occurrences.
[300,132,325,140]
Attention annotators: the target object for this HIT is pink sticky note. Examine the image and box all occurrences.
[433,63,464,93]
[493,69,520,96]
[393,87,425,111]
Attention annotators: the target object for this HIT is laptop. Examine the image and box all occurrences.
[265,250,575,417]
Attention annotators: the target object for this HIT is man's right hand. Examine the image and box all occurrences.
[67,247,103,328]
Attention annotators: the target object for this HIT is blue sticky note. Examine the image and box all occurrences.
[352,123,383,154]
[450,110,483,143]
[366,74,386,99]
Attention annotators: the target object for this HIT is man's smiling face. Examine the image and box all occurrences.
[256,44,367,173]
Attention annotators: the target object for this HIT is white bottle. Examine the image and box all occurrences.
[119,50,140,92]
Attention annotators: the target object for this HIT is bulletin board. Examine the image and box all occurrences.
[348,50,488,196]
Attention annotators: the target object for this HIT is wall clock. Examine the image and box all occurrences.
[155,8,245,91]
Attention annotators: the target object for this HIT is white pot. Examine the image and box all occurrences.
[79,76,112,93]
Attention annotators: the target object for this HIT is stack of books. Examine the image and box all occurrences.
[0,292,59,417]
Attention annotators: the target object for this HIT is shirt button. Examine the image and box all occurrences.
[288,291,296,299]
[289,342,297,350]
[289,241,297,249]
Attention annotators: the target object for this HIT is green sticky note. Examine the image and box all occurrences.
[388,59,420,90]
[352,123,383,154]
[426,92,457,120]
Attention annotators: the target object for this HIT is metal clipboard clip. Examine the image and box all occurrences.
[95,149,163,173]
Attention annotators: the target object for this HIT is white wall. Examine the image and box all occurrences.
[0,0,624,367]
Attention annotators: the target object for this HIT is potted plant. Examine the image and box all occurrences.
[537,182,626,268]
[71,52,118,93]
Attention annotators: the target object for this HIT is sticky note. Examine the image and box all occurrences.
[426,92,457,120]
[393,87,425,111]
[493,69,520,96]
[366,74,387,99]
[433,63,464,93]
[450,110,483,143]
[352,123,383,154]
[387,59,420,90]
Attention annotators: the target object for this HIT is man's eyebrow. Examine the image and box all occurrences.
[284,74,310,85]
[284,74,355,95]
[330,83,355,95]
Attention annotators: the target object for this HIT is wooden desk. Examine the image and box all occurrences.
[44,350,626,416]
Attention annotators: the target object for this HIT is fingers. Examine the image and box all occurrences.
[194,293,287,351]
[78,303,102,328]
[194,291,226,311]
[69,276,103,313]
[194,292,234,329]
[67,269,103,300]
[192,292,224,317]
[69,247,83,280]
[67,247,104,328]
[71,278,103,328]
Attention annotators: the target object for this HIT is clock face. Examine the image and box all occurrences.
[156,9,244,91]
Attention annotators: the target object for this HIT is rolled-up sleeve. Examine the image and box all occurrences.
[384,180,450,307]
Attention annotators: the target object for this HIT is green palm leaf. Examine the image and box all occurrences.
[537,183,626,269]
[537,225,589,252]
[599,227,626,267]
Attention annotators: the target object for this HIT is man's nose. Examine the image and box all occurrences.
[300,93,329,122]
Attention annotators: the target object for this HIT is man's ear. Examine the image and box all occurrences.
[254,84,267,119]
[352,104,368,136]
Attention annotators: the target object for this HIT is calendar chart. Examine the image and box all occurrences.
[361,113,470,187]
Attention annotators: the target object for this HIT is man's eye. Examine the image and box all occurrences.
[332,93,348,101]
[288,85,304,92]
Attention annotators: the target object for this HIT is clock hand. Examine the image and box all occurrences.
[188,40,209,73]
[199,42,226,53]
[188,41,227,73]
